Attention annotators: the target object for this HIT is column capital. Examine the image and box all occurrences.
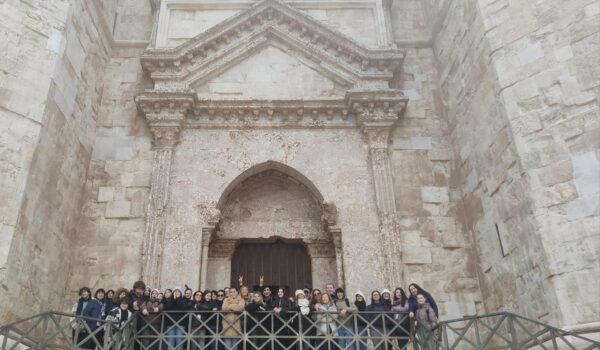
[135,93,195,149]
[347,89,408,129]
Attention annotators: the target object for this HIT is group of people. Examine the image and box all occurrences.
[72,277,440,350]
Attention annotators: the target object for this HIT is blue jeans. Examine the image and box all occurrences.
[338,326,356,350]
[355,325,368,350]
[223,337,240,350]
[166,325,185,350]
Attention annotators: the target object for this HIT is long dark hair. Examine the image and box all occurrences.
[394,287,408,306]
[408,283,430,298]
[335,287,350,307]
[370,290,381,304]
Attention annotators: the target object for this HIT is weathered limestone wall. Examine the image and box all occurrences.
[68,48,153,295]
[0,0,115,322]
[430,0,599,327]
[479,0,600,327]
[389,46,483,319]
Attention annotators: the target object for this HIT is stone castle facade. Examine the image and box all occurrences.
[0,0,598,335]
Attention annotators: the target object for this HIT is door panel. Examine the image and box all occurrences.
[231,240,312,292]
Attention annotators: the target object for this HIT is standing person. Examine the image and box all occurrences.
[114,288,129,309]
[197,290,218,350]
[262,285,275,310]
[381,289,392,309]
[408,284,439,318]
[164,287,188,350]
[92,289,107,347]
[105,290,116,317]
[314,293,337,350]
[221,286,245,350]
[366,290,391,350]
[272,287,293,350]
[144,287,151,302]
[325,283,336,299]
[413,294,439,342]
[240,285,250,304]
[310,289,322,306]
[215,290,225,308]
[293,290,314,350]
[245,292,268,349]
[354,292,368,350]
[334,288,357,350]
[162,289,173,305]
[392,288,411,349]
[141,289,163,350]
[106,298,133,328]
[189,291,206,350]
[71,287,93,348]
[224,287,230,298]
[129,281,146,313]
[184,288,194,302]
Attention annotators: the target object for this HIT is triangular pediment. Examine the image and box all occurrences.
[193,45,345,100]
[140,0,404,90]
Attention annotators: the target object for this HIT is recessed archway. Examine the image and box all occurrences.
[205,161,340,290]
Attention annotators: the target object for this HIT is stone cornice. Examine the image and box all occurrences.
[135,90,409,130]
[139,0,404,87]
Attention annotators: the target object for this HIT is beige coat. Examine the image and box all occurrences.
[221,296,246,337]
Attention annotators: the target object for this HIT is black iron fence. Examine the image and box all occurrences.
[1,311,598,350]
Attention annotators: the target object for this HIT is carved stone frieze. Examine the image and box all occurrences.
[208,240,238,258]
[140,0,404,88]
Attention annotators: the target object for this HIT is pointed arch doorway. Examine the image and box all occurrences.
[201,161,345,291]
[230,238,312,292]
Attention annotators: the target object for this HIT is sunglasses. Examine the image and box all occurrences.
[217,294,225,297]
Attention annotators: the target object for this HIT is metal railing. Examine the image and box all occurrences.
[428,312,600,350]
[1,311,598,350]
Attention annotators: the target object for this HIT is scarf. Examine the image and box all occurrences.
[298,299,310,315]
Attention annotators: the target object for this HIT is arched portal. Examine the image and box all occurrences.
[204,162,341,290]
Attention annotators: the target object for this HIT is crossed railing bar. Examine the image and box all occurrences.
[430,312,600,350]
[1,311,599,350]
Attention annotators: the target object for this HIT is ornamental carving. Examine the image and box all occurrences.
[140,0,404,88]
[209,240,237,257]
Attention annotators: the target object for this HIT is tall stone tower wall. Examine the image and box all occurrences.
[0,0,597,332]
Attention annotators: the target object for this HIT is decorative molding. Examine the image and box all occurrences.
[208,239,238,257]
[141,0,404,89]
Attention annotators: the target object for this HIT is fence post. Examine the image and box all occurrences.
[508,315,519,350]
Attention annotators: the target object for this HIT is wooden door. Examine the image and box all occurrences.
[231,240,312,292]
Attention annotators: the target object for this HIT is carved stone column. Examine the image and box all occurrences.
[200,227,213,290]
[330,227,345,288]
[200,212,220,290]
[136,96,193,288]
[348,90,408,288]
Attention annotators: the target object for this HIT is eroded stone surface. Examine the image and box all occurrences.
[0,0,597,332]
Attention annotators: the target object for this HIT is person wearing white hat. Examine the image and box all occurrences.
[353,292,368,350]
[293,290,314,350]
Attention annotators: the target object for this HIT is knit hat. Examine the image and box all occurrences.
[381,288,391,295]
[295,289,305,298]
[355,291,365,299]
[173,286,183,292]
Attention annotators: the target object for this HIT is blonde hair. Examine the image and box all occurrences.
[320,293,332,304]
